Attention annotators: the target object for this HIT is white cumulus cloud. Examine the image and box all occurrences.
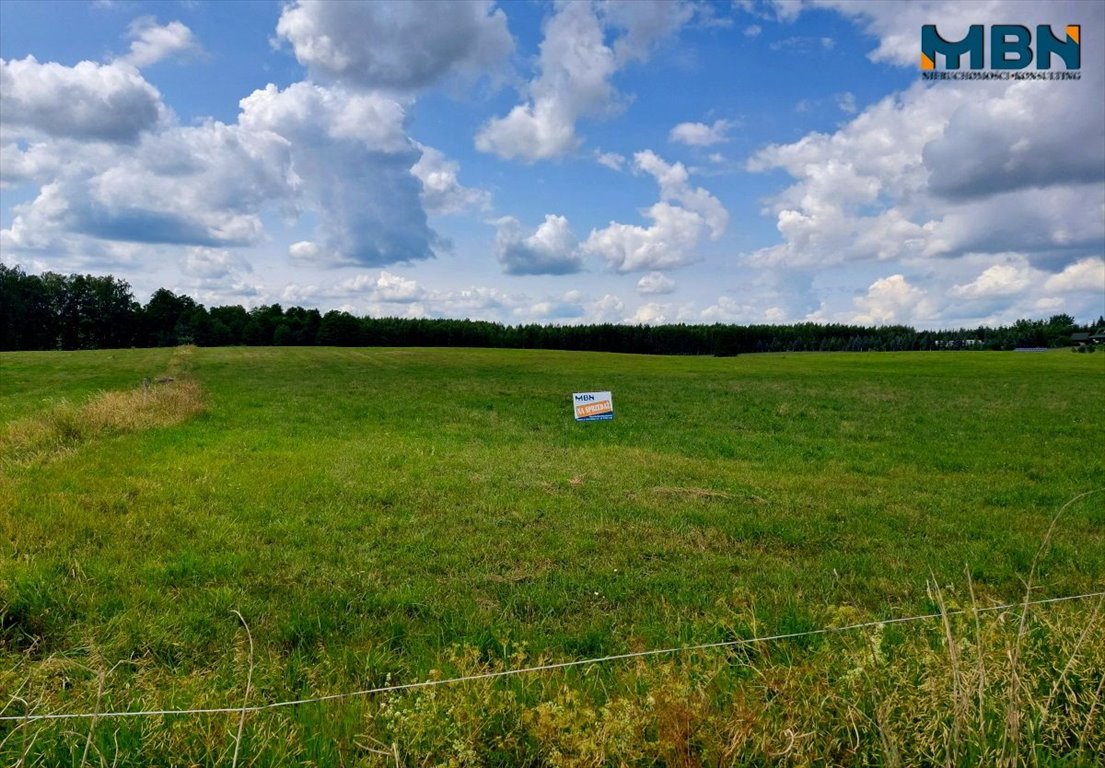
[700,296,764,323]
[1044,258,1105,294]
[635,150,728,238]
[0,56,166,143]
[636,271,676,294]
[850,274,935,326]
[122,18,201,68]
[1,119,293,255]
[950,260,1034,300]
[494,214,582,275]
[239,82,435,266]
[0,140,63,187]
[476,0,692,162]
[275,0,513,91]
[584,202,707,272]
[181,247,252,280]
[411,145,490,215]
[740,0,1104,330]
[582,150,728,272]
[669,119,732,146]
[1,60,451,273]
[337,271,426,303]
[589,293,625,322]
[600,0,696,65]
[626,302,675,325]
[476,2,616,161]
[289,241,321,262]
[373,271,425,303]
[594,150,626,170]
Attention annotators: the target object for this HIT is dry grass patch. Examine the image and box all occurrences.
[81,378,203,433]
[0,377,204,467]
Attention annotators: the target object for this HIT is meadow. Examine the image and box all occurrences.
[1,345,1103,766]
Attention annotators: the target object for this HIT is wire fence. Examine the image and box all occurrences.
[3,590,1102,724]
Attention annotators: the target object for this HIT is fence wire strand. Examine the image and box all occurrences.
[2,590,1102,724]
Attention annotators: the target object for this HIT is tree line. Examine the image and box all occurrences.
[2,265,1099,355]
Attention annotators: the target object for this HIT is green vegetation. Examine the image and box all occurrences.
[2,346,1103,765]
[4,264,1102,354]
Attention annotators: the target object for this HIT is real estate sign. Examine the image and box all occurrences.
[573,391,614,421]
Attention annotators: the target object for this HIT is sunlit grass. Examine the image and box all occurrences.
[0,347,175,424]
[2,370,203,469]
[1,346,1103,764]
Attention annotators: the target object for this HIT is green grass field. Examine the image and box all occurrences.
[2,346,1103,766]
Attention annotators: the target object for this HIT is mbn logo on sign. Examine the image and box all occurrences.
[921,24,1080,70]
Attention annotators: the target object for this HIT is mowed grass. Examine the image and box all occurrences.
[0,347,175,424]
[1,346,1103,765]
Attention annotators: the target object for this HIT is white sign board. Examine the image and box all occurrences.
[573,391,614,421]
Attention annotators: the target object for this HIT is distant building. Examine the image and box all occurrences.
[934,338,982,349]
[1072,329,1105,347]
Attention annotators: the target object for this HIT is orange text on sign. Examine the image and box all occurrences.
[575,400,612,418]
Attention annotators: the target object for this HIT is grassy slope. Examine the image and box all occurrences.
[0,348,175,424]
[2,346,1103,763]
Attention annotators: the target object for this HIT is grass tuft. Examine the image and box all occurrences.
[1,374,203,467]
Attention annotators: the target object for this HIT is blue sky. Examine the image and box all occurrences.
[2,0,1102,328]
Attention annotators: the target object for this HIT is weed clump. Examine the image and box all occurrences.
[0,378,204,467]
[358,600,1104,766]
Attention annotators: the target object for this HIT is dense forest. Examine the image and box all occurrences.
[2,265,1100,355]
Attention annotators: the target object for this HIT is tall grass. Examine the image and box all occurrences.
[3,591,1101,765]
